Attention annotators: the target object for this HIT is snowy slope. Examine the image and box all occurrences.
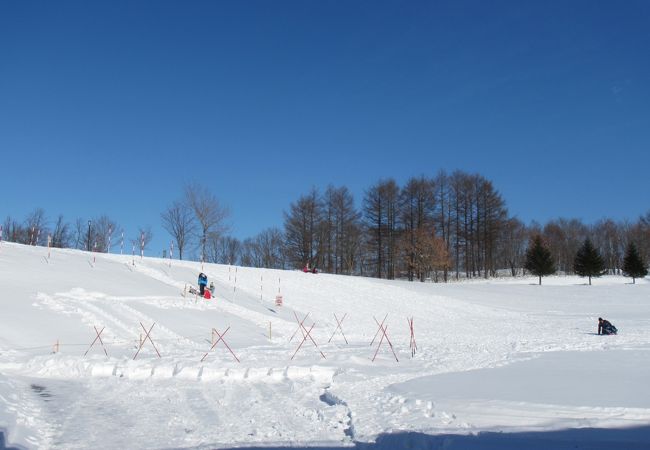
[1,241,649,449]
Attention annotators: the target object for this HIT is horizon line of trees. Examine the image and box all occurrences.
[1,209,154,255]
[3,171,649,283]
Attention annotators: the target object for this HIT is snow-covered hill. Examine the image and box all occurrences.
[1,242,649,449]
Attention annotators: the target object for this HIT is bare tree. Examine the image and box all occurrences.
[3,216,26,243]
[24,208,48,245]
[593,218,624,274]
[51,215,72,248]
[635,211,650,263]
[363,179,400,279]
[238,229,286,269]
[184,183,230,263]
[422,229,452,282]
[208,235,242,265]
[318,185,362,274]
[161,200,196,260]
[449,171,468,279]
[329,186,361,275]
[500,217,527,276]
[239,238,259,268]
[475,177,508,277]
[542,219,589,274]
[72,218,86,249]
[321,186,336,273]
[399,176,435,281]
[131,226,154,254]
[399,226,450,282]
[284,188,323,269]
[433,170,454,281]
[363,182,384,278]
[255,227,285,269]
[82,216,122,253]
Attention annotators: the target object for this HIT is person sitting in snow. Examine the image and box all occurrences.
[598,317,617,335]
[302,264,310,273]
[198,272,208,295]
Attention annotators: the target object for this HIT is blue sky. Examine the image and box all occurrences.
[1,1,649,256]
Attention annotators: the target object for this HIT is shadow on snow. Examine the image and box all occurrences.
[0,429,26,450]
[3,426,650,449]
[205,426,650,450]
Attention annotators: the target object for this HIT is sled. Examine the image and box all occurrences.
[186,285,200,296]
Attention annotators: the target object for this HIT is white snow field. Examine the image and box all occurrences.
[1,241,650,449]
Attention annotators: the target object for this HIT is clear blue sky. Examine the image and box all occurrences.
[1,1,649,256]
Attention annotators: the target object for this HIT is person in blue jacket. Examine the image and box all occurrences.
[198,273,208,295]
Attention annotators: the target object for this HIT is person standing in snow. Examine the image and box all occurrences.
[198,273,208,295]
[598,317,617,335]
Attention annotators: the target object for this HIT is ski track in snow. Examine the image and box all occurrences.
[1,243,650,448]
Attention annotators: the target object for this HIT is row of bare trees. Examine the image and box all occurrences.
[3,176,649,282]
[280,171,510,281]
[161,183,230,261]
[284,186,362,274]
[219,171,649,282]
[2,209,153,253]
[1,183,229,262]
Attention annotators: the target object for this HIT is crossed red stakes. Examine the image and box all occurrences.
[371,315,399,362]
[201,327,240,363]
[290,312,326,360]
[328,313,348,344]
[83,325,109,357]
[133,322,161,360]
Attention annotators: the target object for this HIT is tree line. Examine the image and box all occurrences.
[525,235,648,285]
[3,171,649,282]
[2,183,231,262]
[161,170,650,282]
[2,209,153,254]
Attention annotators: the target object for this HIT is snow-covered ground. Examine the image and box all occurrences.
[1,241,649,449]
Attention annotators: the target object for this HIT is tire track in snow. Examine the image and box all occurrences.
[109,300,204,353]
[37,289,206,356]
[129,260,304,341]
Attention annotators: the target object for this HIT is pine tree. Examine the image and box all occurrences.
[622,242,648,284]
[573,238,606,285]
[524,235,556,285]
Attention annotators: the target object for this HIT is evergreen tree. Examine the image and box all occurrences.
[622,242,648,284]
[524,235,556,285]
[573,238,606,285]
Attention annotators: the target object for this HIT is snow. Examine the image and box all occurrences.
[1,241,649,449]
